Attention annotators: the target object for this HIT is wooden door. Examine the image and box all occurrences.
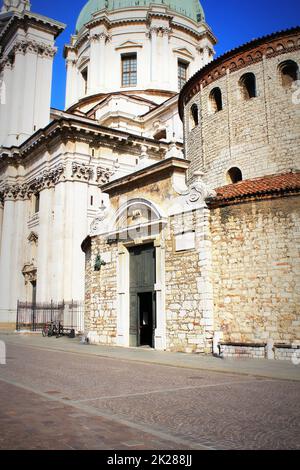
[129,244,156,347]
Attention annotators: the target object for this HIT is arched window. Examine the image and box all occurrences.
[209,87,223,113]
[227,167,243,184]
[190,104,199,128]
[279,60,299,87]
[239,73,257,100]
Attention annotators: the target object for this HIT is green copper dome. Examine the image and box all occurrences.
[76,0,205,33]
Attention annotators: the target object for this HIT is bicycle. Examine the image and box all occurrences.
[42,321,59,338]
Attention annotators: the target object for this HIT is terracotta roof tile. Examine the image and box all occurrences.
[211,172,300,205]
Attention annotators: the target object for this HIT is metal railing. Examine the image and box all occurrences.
[16,300,84,334]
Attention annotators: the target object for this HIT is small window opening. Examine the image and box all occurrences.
[178,60,189,90]
[190,104,199,128]
[227,167,243,184]
[81,68,88,94]
[153,129,167,140]
[279,60,299,87]
[34,193,40,213]
[210,87,223,113]
[90,196,94,206]
[239,73,257,100]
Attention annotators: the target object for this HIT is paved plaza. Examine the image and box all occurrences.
[0,334,300,450]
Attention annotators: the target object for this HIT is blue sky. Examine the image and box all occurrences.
[30,0,300,110]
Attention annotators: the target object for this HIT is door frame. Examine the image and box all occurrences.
[116,238,166,351]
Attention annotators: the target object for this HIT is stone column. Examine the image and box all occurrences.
[36,187,53,302]
[21,45,38,138]
[10,195,27,309]
[50,181,65,302]
[63,178,74,302]
[0,60,12,145]
[89,34,102,94]
[99,33,108,90]
[162,28,171,86]
[71,181,88,301]
[154,238,167,351]
[0,196,15,323]
[7,45,26,147]
[150,28,158,82]
[34,50,55,131]
[65,58,78,109]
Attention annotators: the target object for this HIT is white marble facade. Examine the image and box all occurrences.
[0,0,215,323]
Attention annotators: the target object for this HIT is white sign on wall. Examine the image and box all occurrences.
[175,231,196,252]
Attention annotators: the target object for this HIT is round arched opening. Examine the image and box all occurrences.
[226,167,243,184]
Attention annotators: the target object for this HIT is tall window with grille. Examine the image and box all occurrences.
[178,60,188,90]
[122,53,137,87]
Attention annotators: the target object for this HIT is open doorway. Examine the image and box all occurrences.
[129,244,156,348]
[138,292,155,348]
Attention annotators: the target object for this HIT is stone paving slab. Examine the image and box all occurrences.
[0,381,194,450]
[0,340,300,450]
[1,332,300,381]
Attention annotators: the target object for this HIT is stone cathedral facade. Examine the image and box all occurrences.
[0,1,299,360]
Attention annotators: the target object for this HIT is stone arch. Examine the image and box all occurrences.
[190,103,199,128]
[226,167,243,184]
[239,72,257,100]
[209,87,223,113]
[114,198,166,233]
[278,60,299,87]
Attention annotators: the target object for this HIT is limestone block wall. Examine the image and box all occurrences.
[211,196,300,345]
[85,237,118,344]
[164,208,214,354]
[181,29,300,187]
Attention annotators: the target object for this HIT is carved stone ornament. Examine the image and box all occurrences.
[72,162,93,181]
[28,231,38,244]
[22,263,37,285]
[28,164,65,193]
[185,172,216,206]
[168,171,216,216]
[13,40,57,58]
[1,0,31,13]
[90,204,109,235]
[96,166,114,184]
[1,183,29,200]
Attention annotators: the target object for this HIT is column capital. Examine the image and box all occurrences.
[72,162,94,182]
[0,183,29,201]
[12,40,57,58]
[90,32,110,43]
[28,164,66,193]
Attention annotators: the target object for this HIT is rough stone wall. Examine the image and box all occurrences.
[184,49,300,187]
[85,237,118,344]
[211,196,300,345]
[164,208,214,354]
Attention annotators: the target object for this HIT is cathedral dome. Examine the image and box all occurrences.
[76,0,205,33]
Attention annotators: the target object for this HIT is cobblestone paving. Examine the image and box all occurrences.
[0,341,300,450]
